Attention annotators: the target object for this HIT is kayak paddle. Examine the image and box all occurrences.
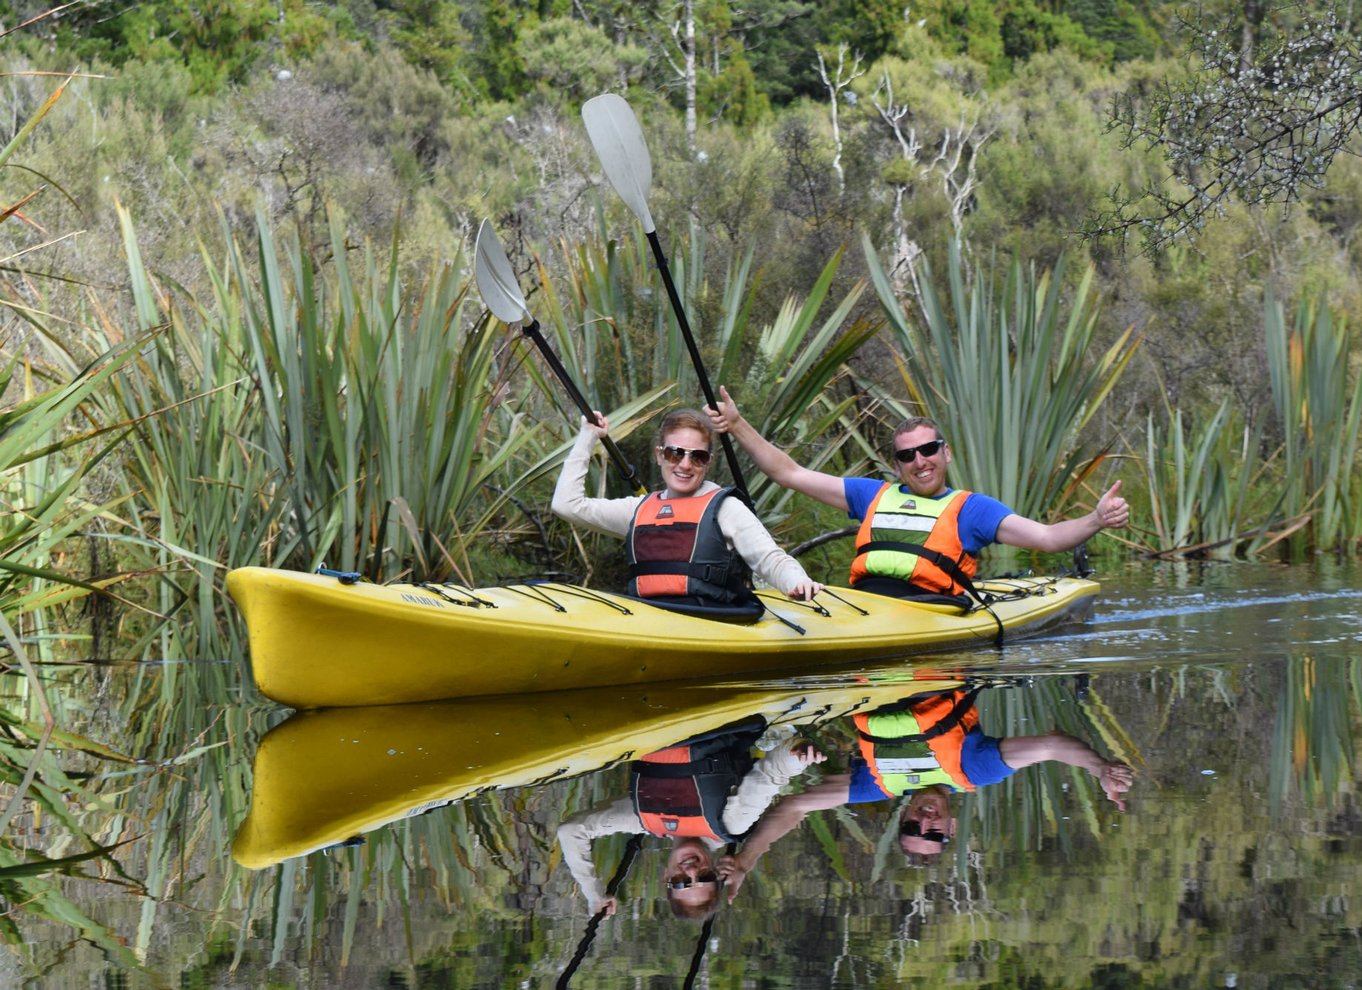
[580,94,750,500]
[473,219,645,495]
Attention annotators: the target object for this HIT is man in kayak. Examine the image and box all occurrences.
[705,387,1128,601]
[552,408,822,607]
[718,685,1133,897]
[556,720,826,920]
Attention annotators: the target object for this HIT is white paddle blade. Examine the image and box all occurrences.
[581,93,656,233]
[473,219,532,325]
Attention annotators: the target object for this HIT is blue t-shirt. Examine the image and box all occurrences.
[846,728,1015,802]
[842,477,1014,555]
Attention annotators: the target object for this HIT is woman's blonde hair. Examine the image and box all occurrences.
[656,408,715,449]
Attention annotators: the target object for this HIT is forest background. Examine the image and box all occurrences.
[1,0,1361,658]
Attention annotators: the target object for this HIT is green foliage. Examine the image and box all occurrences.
[1264,288,1362,553]
[44,0,333,94]
[468,0,530,100]
[864,237,1138,528]
[520,17,647,103]
[1061,0,1163,61]
[1141,402,1267,556]
[697,51,771,127]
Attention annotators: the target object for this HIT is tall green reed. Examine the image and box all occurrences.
[544,226,880,519]
[1264,288,1362,554]
[864,236,1138,527]
[106,204,572,659]
[1141,401,1269,557]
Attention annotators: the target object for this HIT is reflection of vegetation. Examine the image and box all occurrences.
[1271,654,1359,815]
[965,675,1139,858]
[1,653,1359,983]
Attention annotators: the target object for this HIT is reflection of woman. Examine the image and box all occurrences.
[556,725,825,921]
[551,410,822,607]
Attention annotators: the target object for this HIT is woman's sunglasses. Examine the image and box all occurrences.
[658,445,712,467]
[894,439,945,463]
[666,870,720,890]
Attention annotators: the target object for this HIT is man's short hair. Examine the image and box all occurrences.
[891,417,944,442]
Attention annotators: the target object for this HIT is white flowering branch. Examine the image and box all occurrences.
[1089,3,1362,255]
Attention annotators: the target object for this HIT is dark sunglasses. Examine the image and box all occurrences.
[900,820,949,844]
[894,439,945,463]
[666,870,719,890]
[658,445,712,467]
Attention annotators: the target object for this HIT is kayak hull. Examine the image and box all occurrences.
[226,567,1099,708]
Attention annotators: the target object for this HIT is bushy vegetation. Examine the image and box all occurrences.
[1,0,1360,657]
[1,2,1361,971]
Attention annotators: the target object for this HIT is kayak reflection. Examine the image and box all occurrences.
[231,666,967,869]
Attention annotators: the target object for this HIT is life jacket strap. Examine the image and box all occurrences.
[628,560,732,585]
[855,539,984,604]
[633,754,736,779]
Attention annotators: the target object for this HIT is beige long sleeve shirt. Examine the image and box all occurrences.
[550,427,813,595]
[555,741,813,907]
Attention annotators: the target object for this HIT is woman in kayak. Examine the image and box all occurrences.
[552,409,822,608]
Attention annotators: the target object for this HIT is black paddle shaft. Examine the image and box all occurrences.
[643,230,751,500]
[520,319,644,494]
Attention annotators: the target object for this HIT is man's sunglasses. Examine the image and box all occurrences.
[900,820,949,844]
[894,439,945,463]
[658,445,713,467]
[666,870,720,890]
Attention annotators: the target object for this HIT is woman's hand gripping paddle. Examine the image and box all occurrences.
[473,219,645,495]
[580,94,750,502]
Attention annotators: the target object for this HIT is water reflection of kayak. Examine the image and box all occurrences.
[230,669,967,869]
[226,566,1099,708]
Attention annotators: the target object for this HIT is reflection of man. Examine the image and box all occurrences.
[556,719,825,921]
[721,686,1132,896]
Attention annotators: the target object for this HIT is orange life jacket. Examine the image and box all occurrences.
[849,485,976,596]
[852,687,982,795]
[625,488,752,606]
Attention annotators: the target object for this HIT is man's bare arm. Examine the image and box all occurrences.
[707,385,850,512]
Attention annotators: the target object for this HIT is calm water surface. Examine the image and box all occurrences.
[4,560,1361,989]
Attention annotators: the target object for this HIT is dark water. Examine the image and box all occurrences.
[4,560,1362,988]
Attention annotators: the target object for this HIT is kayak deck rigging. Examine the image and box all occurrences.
[227,566,1098,707]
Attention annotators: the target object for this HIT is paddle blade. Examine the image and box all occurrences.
[581,94,656,233]
[473,219,532,325]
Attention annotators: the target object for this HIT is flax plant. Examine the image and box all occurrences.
[0,340,143,625]
[864,236,1138,528]
[1264,288,1362,554]
[1142,401,1268,557]
[109,205,559,649]
[542,226,881,518]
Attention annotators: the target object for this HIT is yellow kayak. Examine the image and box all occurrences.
[231,668,967,868]
[226,566,1099,708]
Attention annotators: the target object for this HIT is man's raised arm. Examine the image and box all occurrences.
[706,385,849,512]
